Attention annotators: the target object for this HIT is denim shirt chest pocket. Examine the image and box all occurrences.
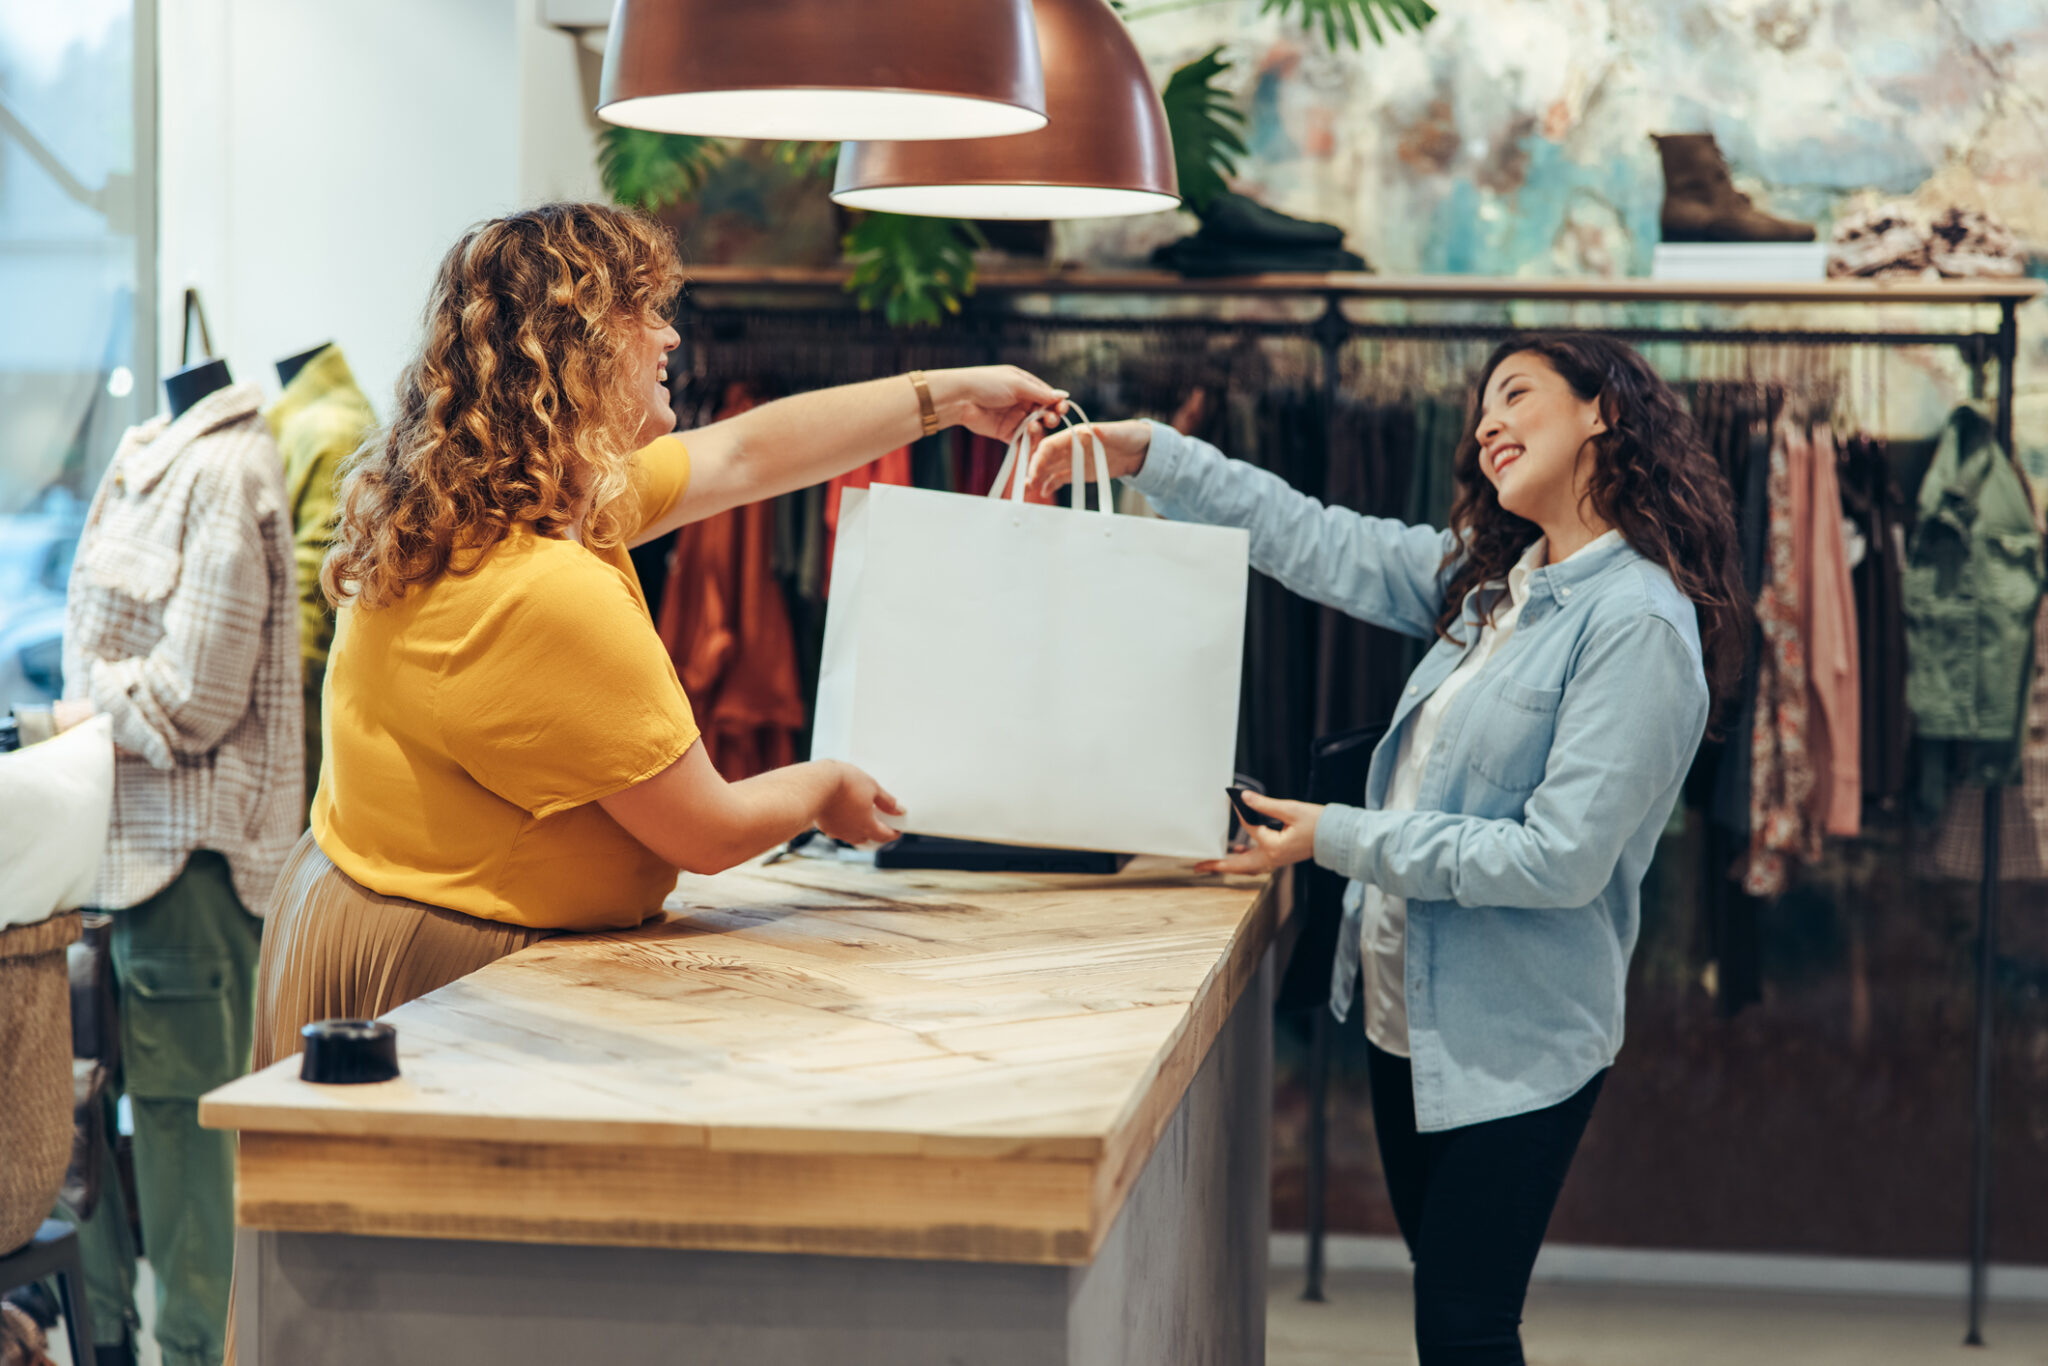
[1465,673,1565,793]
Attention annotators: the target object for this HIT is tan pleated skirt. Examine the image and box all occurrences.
[229,832,552,1365]
[252,829,553,1070]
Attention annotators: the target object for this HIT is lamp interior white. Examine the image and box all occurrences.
[831,184,1181,220]
[599,90,1047,142]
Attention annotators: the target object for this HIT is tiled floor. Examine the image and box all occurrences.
[48,1259,2048,1364]
[1269,1268,2048,1366]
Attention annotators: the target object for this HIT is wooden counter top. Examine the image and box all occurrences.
[201,857,1281,1265]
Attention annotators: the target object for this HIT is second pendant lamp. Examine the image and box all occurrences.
[831,0,1179,220]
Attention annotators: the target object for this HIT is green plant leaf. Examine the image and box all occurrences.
[1256,0,1436,49]
[769,141,840,182]
[1160,48,1248,216]
[843,214,983,328]
[597,126,729,213]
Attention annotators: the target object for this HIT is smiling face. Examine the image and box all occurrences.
[1474,350,1608,532]
[628,315,681,447]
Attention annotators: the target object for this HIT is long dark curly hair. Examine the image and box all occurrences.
[1437,333,1748,717]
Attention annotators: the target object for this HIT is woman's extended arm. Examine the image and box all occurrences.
[1202,614,1709,903]
[1032,418,1457,640]
[599,741,902,876]
[635,366,1065,544]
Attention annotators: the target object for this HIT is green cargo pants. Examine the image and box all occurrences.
[65,851,260,1366]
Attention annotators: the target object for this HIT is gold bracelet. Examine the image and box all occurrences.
[908,370,940,438]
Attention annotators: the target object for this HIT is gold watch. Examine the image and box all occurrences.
[908,370,940,438]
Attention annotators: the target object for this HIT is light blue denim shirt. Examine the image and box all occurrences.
[1131,421,1710,1131]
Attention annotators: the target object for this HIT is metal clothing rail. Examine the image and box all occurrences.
[677,269,2041,1345]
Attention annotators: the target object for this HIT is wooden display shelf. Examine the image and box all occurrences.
[679,263,2044,307]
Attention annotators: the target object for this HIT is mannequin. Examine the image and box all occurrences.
[275,342,334,389]
[163,356,233,420]
[165,288,233,420]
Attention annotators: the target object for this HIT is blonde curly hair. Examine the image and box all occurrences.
[323,202,685,608]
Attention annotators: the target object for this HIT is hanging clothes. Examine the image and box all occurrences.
[1839,433,1911,816]
[1904,403,2047,819]
[1316,397,1418,739]
[961,433,1007,500]
[821,443,914,596]
[1706,399,1776,840]
[263,343,375,811]
[1925,597,2048,880]
[1688,387,1776,1014]
[1802,423,1861,837]
[657,384,806,781]
[1404,395,1461,534]
[1745,416,1820,897]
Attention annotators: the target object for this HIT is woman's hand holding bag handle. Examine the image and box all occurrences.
[986,403,1117,513]
[1022,414,1155,501]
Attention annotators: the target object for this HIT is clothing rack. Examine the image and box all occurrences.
[677,267,2043,1344]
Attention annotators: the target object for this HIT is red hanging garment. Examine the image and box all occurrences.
[656,384,807,781]
[821,444,914,596]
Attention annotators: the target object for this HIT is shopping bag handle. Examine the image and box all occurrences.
[985,404,1115,516]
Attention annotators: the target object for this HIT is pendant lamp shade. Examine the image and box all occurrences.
[597,0,1048,142]
[830,0,1178,220]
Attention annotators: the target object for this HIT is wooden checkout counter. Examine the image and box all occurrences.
[200,855,1285,1365]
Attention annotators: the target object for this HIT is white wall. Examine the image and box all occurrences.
[517,0,608,208]
[158,0,602,416]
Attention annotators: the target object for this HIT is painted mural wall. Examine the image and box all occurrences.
[1065,0,2047,449]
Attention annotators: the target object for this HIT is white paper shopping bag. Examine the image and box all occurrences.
[812,412,1249,859]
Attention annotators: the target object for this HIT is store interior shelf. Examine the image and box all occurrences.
[680,265,2044,307]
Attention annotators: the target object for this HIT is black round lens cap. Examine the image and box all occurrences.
[298,1018,400,1085]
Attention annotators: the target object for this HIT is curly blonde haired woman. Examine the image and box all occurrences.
[250,202,1066,1068]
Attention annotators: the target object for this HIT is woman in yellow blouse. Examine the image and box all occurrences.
[253,202,1066,1066]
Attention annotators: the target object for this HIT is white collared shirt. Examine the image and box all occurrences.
[1361,528,1623,1057]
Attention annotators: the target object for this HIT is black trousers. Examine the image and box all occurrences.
[1366,1043,1606,1365]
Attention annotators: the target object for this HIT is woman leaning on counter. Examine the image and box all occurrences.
[253,201,1066,1068]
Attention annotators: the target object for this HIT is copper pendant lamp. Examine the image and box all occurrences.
[598,0,1048,142]
[830,0,1178,219]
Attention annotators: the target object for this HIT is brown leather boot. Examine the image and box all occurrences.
[1652,133,1814,242]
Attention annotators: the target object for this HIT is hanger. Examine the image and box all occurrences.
[276,341,335,389]
[163,287,232,419]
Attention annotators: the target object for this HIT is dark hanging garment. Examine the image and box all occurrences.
[1694,391,1775,1017]
[1315,399,1417,740]
[1709,406,1776,836]
[1839,433,1912,816]
[1233,389,1327,799]
[910,430,951,492]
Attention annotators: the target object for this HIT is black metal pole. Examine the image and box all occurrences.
[1966,784,2001,1347]
[1298,292,1347,1306]
[1966,298,2023,1347]
[1304,1007,1332,1302]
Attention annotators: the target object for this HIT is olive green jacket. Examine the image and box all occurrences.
[1904,404,2044,750]
[263,346,375,803]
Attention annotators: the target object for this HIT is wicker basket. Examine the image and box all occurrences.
[0,911,80,1256]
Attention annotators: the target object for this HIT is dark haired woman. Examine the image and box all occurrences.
[1030,334,1744,1365]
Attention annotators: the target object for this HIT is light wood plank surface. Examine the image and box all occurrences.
[202,857,1282,1262]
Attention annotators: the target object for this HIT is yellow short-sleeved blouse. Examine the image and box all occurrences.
[311,436,699,930]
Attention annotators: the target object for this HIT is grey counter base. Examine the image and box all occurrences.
[239,949,1272,1365]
